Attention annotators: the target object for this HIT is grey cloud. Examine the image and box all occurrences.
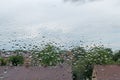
[63,0,98,2]
[0,0,120,50]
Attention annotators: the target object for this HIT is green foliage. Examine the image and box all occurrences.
[0,57,7,66]
[71,46,87,80]
[9,55,24,66]
[1,42,120,80]
[72,46,114,80]
[31,52,40,66]
[113,50,120,62]
[71,46,86,62]
[32,44,63,66]
[117,59,120,64]
[85,46,113,65]
[13,49,27,53]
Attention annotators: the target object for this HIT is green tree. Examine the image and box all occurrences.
[71,46,86,80]
[113,50,120,62]
[85,46,113,65]
[9,55,24,66]
[32,44,63,66]
[71,46,86,62]
[84,46,113,80]
[0,57,7,66]
[72,46,114,80]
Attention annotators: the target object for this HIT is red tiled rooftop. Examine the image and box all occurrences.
[0,64,72,80]
[94,65,120,80]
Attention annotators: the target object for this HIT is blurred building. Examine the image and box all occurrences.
[0,64,72,80]
[92,65,120,80]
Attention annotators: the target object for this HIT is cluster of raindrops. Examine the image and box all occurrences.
[0,31,86,52]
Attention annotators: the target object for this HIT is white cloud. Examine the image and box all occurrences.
[0,0,120,50]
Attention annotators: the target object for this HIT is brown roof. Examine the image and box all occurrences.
[0,64,72,80]
[93,65,120,80]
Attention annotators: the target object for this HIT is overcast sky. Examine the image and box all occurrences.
[0,0,120,50]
